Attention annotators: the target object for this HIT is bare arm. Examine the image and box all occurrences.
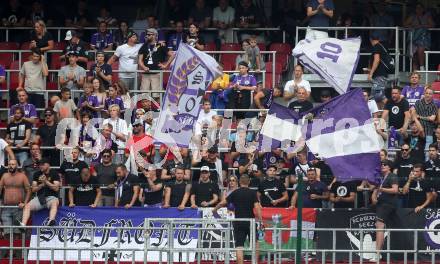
[107,54,118,65]
[4,145,15,161]
[163,187,171,207]
[369,54,380,80]
[254,91,265,109]
[40,40,54,52]
[290,192,298,208]
[68,187,75,206]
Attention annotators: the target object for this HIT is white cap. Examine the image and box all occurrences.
[65,30,73,41]
[200,166,210,172]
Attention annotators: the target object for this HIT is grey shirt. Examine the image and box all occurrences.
[59,64,86,90]
[20,61,46,91]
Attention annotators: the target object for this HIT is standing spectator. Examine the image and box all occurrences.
[53,88,77,121]
[234,0,264,42]
[192,147,226,185]
[139,16,167,45]
[370,2,394,47]
[104,86,125,113]
[34,109,58,165]
[18,48,48,108]
[213,0,235,44]
[306,0,335,40]
[290,168,328,208]
[163,166,191,209]
[235,36,264,75]
[59,51,86,90]
[113,20,130,48]
[125,119,155,171]
[382,87,410,141]
[161,148,191,184]
[29,20,54,53]
[188,0,212,28]
[88,51,112,89]
[222,175,239,204]
[90,21,113,51]
[401,72,425,107]
[370,160,399,262]
[138,28,170,95]
[288,87,313,113]
[139,165,163,207]
[363,90,380,118]
[108,31,142,91]
[425,143,440,181]
[103,104,127,162]
[283,65,311,105]
[62,30,88,69]
[92,149,117,206]
[195,100,217,135]
[21,158,60,227]
[258,165,288,208]
[329,178,356,208]
[115,164,140,208]
[96,6,117,26]
[9,90,38,125]
[22,143,41,183]
[402,164,434,211]
[404,3,435,71]
[190,166,220,208]
[77,82,99,117]
[64,0,91,28]
[393,143,417,207]
[68,167,101,207]
[0,159,30,242]
[184,23,205,51]
[167,21,185,51]
[91,78,107,116]
[229,61,257,121]
[59,147,88,185]
[367,33,391,97]
[412,88,437,156]
[6,107,31,165]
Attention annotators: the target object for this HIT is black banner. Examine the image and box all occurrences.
[316,208,440,261]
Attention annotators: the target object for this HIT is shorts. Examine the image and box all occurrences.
[1,208,23,234]
[376,202,397,225]
[28,196,58,211]
[233,222,257,247]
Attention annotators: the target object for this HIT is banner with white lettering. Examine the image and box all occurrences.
[293,37,361,95]
[154,43,222,148]
[28,207,201,262]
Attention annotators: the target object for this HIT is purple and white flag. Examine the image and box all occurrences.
[258,103,302,152]
[303,88,381,183]
[154,44,222,147]
[293,37,361,95]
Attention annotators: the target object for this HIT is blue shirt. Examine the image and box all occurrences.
[301,180,327,208]
[167,32,185,51]
[91,32,113,50]
[307,0,334,27]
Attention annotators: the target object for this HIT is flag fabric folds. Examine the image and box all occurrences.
[292,37,361,95]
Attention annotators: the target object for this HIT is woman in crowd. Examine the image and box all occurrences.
[113,20,130,47]
[115,81,132,110]
[29,20,54,53]
[92,78,107,117]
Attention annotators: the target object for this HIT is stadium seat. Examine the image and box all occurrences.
[53,41,66,50]
[0,53,14,69]
[265,61,283,75]
[111,62,119,82]
[264,73,281,89]
[204,42,216,51]
[0,42,19,50]
[9,60,21,89]
[258,43,266,51]
[220,53,238,66]
[20,41,31,50]
[432,81,440,101]
[269,43,292,54]
[220,43,241,51]
[47,81,59,90]
[50,53,63,69]
[222,61,235,71]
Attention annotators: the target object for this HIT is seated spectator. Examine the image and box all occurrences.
[401,72,425,107]
[113,20,130,48]
[139,165,163,207]
[402,164,434,211]
[62,30,88,70]
[59,51,86,90]
[115,81,132,110]
[234,0,264,42]
[96,6,117,26]
[254,86,282,111]
[59,147,89,185]
[283,65,311,105]
[115,164,140,208]
[190,166,220,208]
[90,21,113,51]
[258,165,288,208]
[92,78,107,116]
[53,88,77,121]
[188,0,212,28]
[34,108,58,165]
[163,166,191,210]
[288,87,313,113]
[68,167,101,207]
[9,89,38,125]
[412,88,437,158]
[382,87,410,141]
[213,0,235,44]
[6,107,32,165]
[167,21,185,51]
[290,168,329,209]
[21,158,60,227]
[370,2,394,47]
[18,48,48,108]
[88,52,112,89]
[91,149,117,206]
[306,0,334,40]
[77,82,99,117]
[29,20,54,53]
[103,104,127,163]
[329,177,356,208]
[228,61,257,121]
[363,89,380,118]
[22,143,41,183]
[184,23,205,51]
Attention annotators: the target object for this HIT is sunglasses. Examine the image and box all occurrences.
[45,114,53,117]
[401,148,410,152]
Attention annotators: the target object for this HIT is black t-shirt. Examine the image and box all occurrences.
[393,156,416,187]
[116,174,140,206]
[36,124,57,146]
[258,178,287,207]
[88,63,112,88]
[30,31,54,50]
[371,43,388,78]
[162,159,191,184]
[377,173,399,206]
[227,187,258,219]
[384,99,409,129]
[138,43,168,72]
[191,181,220,207]
[167,181,190,207]
[238,155,264,176]
[331,181,356,208]
[139,177,163,205]
[288,100,314,113]
[64,40,88,69]
[33,169,60,198]
[192,160,224,183]
[60,160,89,185]
[94,163,117,196]
[72,176,99,206]
[7,121,31,147]
[407,178,432,208]
[425,158,440,182]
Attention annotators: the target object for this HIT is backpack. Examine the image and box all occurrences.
[378,43,395,73]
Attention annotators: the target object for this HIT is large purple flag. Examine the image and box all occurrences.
[303,88,381,182]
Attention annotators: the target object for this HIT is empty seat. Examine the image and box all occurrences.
[269,43,292,54]
[0,42,19,50]
[220,43,241,51]
[0,53,14,69]
[204,42,217,51]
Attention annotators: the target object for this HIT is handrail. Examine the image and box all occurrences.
[424,51,440,83]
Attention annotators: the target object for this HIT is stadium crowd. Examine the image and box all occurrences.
[0,1,439,261]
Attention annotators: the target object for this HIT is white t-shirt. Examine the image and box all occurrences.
[0,138,8,167]
[283,79,311,104]
[103,118,128,152]
[195,109,217,135]
[114,43,142,79]
[367,99,379,116]
[213,6,235,24]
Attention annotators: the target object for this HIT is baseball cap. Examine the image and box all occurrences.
[38,158,50,165]
[65,30,77,41]
[44,108,55,116]
[200,166,210,172]
[320,89,331,97]
[127,31,137,39]
[66,50,79,57]
[146,28,158,35]
[132,119,144,126]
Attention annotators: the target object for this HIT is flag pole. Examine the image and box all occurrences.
[295,172,303,264]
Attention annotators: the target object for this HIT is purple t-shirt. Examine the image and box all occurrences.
[78,94,99,117]
[91,32,113,50]
[9,103,37,119]
[401,85,424,107]
[104,96,125,111]
[0,65,5,77]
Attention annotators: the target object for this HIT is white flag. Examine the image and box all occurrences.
[293,37,361,94]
